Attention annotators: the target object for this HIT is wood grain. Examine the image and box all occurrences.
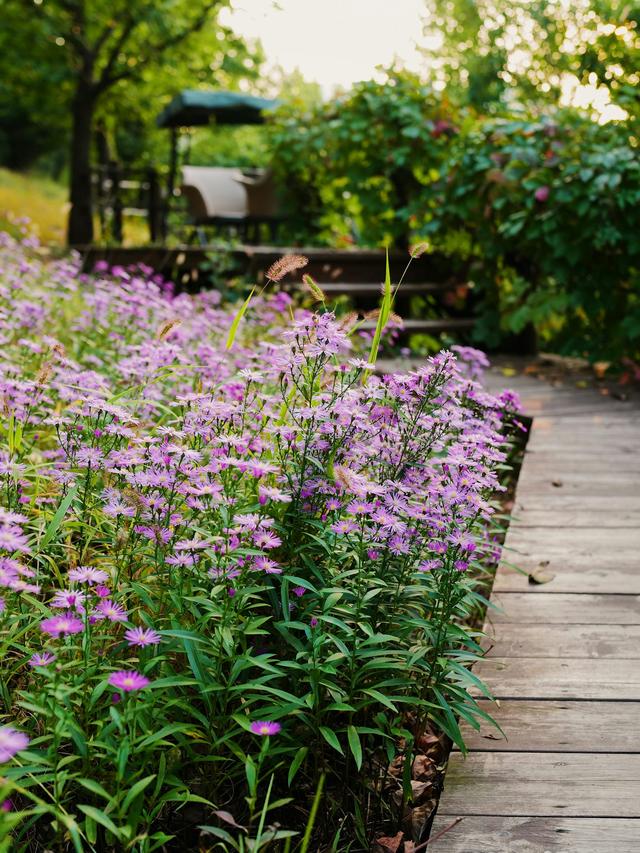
[481,623,640,658]
[431,372,640,849]
[472,657,640,699]
[455,700,640,752]
[488,593,640,625]
[428,816,640,852]
[439,753,640,817]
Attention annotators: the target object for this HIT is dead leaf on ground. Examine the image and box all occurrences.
[528,569,556,585]
[410,781,434,806]
[412,755,436,781]
[551,479,563,487]
[372,831,404,853]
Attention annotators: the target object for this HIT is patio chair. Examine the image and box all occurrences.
[180,166,248,243]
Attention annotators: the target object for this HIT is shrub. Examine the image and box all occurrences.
[269,71,640,363]
[0,235,517,850]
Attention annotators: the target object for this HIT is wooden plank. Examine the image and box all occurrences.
[510,506,640,528]
[428,816,640,852]
[495,527,640,593]
[438,753,640,817]
[481,623,640,658]
[514,470,640,497]
[457,700,640,752]
[489,593,640,625]
[472,657,640,699]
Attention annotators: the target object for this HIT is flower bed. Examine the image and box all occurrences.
[0,235,518,851]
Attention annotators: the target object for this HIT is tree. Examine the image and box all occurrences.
[422,0,640,119]
[17,0,245,245]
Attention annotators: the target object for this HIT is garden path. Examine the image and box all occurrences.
[429,369,640,852]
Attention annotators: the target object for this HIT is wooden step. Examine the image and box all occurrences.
[361,317,475,334]
[429,816,640,852]
[286,281,458,297]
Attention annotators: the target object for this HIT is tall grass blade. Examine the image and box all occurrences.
[363,247,392,381]
[226,287,256,350]
[298,771,325,853]
[39,483,79,549]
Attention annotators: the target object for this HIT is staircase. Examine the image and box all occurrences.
[81,243,477,347]
[240,246,476,345]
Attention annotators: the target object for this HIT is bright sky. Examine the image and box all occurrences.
[222,0,429,95]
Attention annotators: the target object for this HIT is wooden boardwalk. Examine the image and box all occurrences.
[431,372,640,852]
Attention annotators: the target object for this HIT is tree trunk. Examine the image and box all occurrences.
[67,84,96,246]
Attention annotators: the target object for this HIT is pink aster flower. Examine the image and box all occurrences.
[253,530,282,549]
[249,720,281,736]
[108,670,150,692]
[40,615,84,638]
[94,599,128,623]
[50,589,86,611]
[124,627,162,648]
[0,727,29,762]
[29,651,56,667]
[252,556,282,574]
[331,520,357,535]
[68,566,109,585]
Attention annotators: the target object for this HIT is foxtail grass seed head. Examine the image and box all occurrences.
[156,318,182,340]
[265,254,309,282]
[409,242,429,258]
[302,274,326,303]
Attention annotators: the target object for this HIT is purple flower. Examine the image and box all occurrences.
[68,566,109,585]
[50,589,86,611]
[249,720,281,736]
[94,599,128,623]
[0,727,29,762]
[29,651,56,667]
[108,670,150,692]
[292,586,305,598]
[252,556,282,574]
[534,185,550,202]
[331,520,358,535]
[40,615,84,638]
[124,627,162,648]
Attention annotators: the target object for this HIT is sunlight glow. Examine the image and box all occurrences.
[223,0,431,95]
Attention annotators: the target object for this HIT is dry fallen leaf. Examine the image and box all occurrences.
[372,831,404,853]
[412,755,436,781]
[551,479,563,487]
[529,569,556,585]
[410,780,434,806]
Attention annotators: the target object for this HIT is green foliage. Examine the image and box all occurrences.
[269,71,459,247]
[270,67,640,363]
[421,111,640,359]
[0,237,517,849]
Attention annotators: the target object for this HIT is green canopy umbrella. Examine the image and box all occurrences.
[156,90,279,128]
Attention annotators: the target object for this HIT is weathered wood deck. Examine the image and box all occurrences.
[430,371,640,852]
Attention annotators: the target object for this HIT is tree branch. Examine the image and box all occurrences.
[95,1,222,92]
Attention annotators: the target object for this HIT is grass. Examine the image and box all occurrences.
[0,167,68,244]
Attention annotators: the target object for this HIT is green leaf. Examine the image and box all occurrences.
[121,775,156,813]
[364,247,392,378]
[76,778,112,802]
[77,805,121,840]
[226,286,256,350]
[39,483,79,548]
[319,726,344,755]
[347,725,363,770]
[287,747,308,786]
